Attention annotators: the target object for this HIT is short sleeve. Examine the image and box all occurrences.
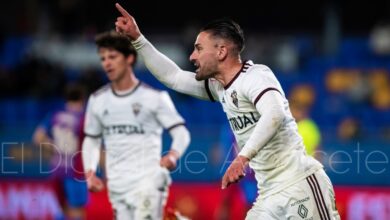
[155,91,185,130]
[84,96,103,137]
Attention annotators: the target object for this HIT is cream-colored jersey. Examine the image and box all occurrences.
[84,82,185,195]
[132,36,323,199]
[206,60,322,197]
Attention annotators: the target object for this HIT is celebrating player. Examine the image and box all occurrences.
[114,3,340,219]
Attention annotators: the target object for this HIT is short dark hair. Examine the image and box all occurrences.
[95,31,137,64]
[64,83,86,102]
[201,18,245,54]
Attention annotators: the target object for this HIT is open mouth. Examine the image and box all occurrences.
[194,63,200,73]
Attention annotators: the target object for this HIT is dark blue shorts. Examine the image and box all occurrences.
[63,177,88,207]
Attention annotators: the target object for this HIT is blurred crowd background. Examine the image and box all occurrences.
[0,0,390,219]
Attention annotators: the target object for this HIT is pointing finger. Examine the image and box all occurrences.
[117,17,128,24]
[115,3,131,18]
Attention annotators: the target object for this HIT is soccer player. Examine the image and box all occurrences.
[33,83,88,220]
[81,31,190,220]
[114,3,340,219]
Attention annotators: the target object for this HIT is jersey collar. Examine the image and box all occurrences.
[224,60,252,89]
[111,81,141,97]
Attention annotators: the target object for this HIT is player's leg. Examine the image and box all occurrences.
[133,189,167,219]
[246,204,279,220]
[280,169,340,219]
[309,169,340,220]
[246,169,340,220]
[63,177,88,220]
[245,180,312,220]
[112,201,135,220]
[246,184,315,219]
[133,167,171,220]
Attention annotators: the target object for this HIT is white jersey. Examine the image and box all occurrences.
[84,82,184,195]
[132,36,323,198]
[206,60,322,197]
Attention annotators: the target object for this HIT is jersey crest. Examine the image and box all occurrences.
[231,90,238,108]
[103,109,109,116]
[132,103,142,116]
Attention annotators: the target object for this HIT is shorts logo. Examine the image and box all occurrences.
[298,204,308,218]
[144,198,151,208]
[291,197,310,207]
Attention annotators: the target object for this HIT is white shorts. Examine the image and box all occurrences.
[111,167,171,220]
[246,169,340,220]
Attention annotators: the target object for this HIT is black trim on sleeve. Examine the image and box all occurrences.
[167,122,186,131]
[84,132,102,138]
[253,87,281,106]
[204,79,216,102]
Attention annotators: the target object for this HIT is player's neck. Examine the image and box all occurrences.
[214,58,243,87]
[112,71,139,92]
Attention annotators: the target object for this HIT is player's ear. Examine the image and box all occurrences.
[126,54,135,66]
[217,45,228,61]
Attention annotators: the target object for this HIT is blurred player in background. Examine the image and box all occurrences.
[82,31,190,220]
[115,3,340,219]
[33,83,88,220]
[289,84,322,157]
[290,102,322,157]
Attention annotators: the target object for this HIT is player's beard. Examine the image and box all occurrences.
[195,61,218,81]
[195,71,215,81]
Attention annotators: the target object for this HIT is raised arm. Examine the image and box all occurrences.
[114,3,212,100]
